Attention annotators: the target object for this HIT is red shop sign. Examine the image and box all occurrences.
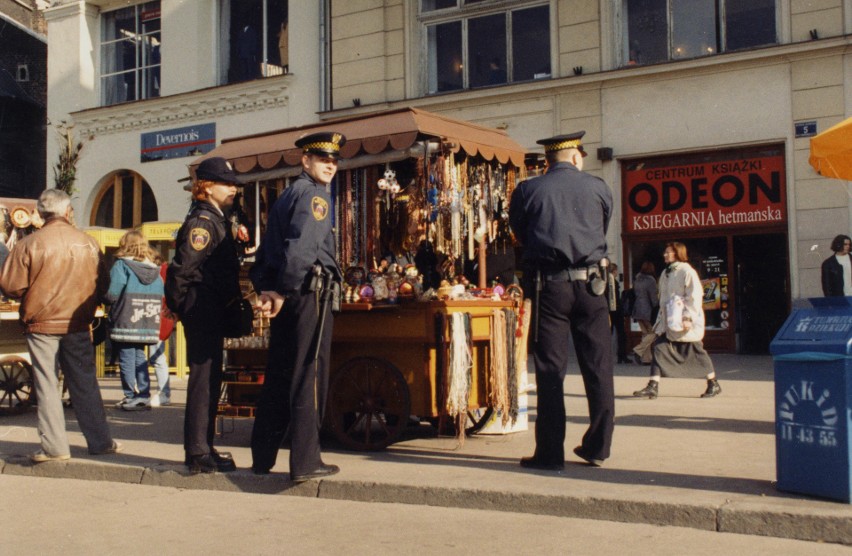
[624,155,786,234]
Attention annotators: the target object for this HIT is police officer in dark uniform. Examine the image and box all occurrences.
[509,131,615,469]
[165,157,242,474]
[249,131,344,481]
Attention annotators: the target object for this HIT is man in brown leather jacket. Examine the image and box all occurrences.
[0,189,121,462]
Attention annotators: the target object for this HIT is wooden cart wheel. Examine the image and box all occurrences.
[0,357,35,415]
[427,407,496,436]
[328,357,411,451]
[464,407,495,435]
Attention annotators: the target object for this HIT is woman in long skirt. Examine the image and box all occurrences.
[633,242,721,399]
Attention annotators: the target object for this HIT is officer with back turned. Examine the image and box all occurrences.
[250,131,344,481]
[509,131,615,469]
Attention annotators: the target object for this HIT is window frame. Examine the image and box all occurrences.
[620,0,779,67]
[418,0,551,95]
[99,1,161,107]
[91,170,158,229]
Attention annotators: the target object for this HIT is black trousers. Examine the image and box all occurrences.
[183,316,225,457]
[610,309,627,360]
[251,289,334,475]
[533,279,614,463]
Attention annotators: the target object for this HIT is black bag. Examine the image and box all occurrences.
[224,297,254,338]
[90,316,107,346]
[620,288,636,318]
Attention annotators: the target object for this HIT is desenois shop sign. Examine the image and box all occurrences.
[623,148,786,234]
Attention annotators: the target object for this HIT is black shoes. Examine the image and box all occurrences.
[632,379,719,398]
[186,454,217,475]
[573,446,604,467]
[519,456,564,471]
[633,380,659,399]
[700,379,722,398]
[185,449,237,474]
[617,356,630,364]
[290,463,340,482]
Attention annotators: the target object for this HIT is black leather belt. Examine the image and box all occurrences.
[543,266,598,282]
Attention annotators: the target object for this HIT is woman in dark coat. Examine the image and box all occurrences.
[630,261,658,365]
[821,234,852,297]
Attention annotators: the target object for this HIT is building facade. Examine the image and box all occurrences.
[45,0,852,353]
[0,0,47,198]
[44,0,323,226]
[325,0,851,353]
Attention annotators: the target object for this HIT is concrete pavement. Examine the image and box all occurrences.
[1,354,850,546]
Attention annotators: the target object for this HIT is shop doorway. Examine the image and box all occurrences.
[733,233,789,354]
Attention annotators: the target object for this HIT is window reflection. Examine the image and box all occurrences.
[625,0,776,67]
[100,2,160,106]
[424,3,550,94]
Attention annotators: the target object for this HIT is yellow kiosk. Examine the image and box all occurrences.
[84,222,189,379]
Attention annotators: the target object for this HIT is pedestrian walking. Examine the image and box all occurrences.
[509,131,615,469]
[630,261,659,365]
[165,156,243,474]
[148,257,173,407]
[0,189,121,462]
[820,234,852,297]
[633,242,721,399]
[608,263,629,363]
[106,230,163,411]
[250,131,345,481]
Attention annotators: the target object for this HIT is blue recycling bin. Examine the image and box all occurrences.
[769,296,852,502]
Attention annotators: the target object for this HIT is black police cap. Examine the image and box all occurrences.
[295,131,346,159]
[536,131,587,157]
[193,157,244,185]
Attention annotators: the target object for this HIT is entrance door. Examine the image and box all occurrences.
[733,233,789,354]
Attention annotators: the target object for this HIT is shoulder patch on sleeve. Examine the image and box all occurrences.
[311,196,329,221]
[189,228,211,251]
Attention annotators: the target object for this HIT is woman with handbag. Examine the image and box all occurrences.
[165,157,243,475]
[633,242,720,399]
[106,231,164,411]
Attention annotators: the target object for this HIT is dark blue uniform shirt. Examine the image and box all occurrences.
[251,171,342,294]
[165,201,242,318]
[509,161,612,268]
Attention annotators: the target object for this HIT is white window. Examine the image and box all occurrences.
[420,0,550,94]
[219,0,289,84]
[100,2,161,106]
[624,0,777,66]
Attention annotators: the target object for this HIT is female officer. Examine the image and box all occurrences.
[165,157,243,474]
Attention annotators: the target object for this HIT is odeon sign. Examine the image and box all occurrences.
[624,154,787,233]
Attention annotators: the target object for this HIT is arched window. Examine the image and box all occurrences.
[91,170,158,228]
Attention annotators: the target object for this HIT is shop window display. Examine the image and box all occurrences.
[627,237,729,332]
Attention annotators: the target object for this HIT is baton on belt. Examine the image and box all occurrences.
[312,268,333,364]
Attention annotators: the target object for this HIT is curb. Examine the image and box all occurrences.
[3,456,850,546]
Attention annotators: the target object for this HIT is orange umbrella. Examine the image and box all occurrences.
[809,116,852,180]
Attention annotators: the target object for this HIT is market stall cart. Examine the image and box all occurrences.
[0,198,39,414]
[199,107,532,449]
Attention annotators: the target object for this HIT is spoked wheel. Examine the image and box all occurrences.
[327,357,411,451]
[0,357,35,415]
[428,406,495,436]
[464,407,495,435]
